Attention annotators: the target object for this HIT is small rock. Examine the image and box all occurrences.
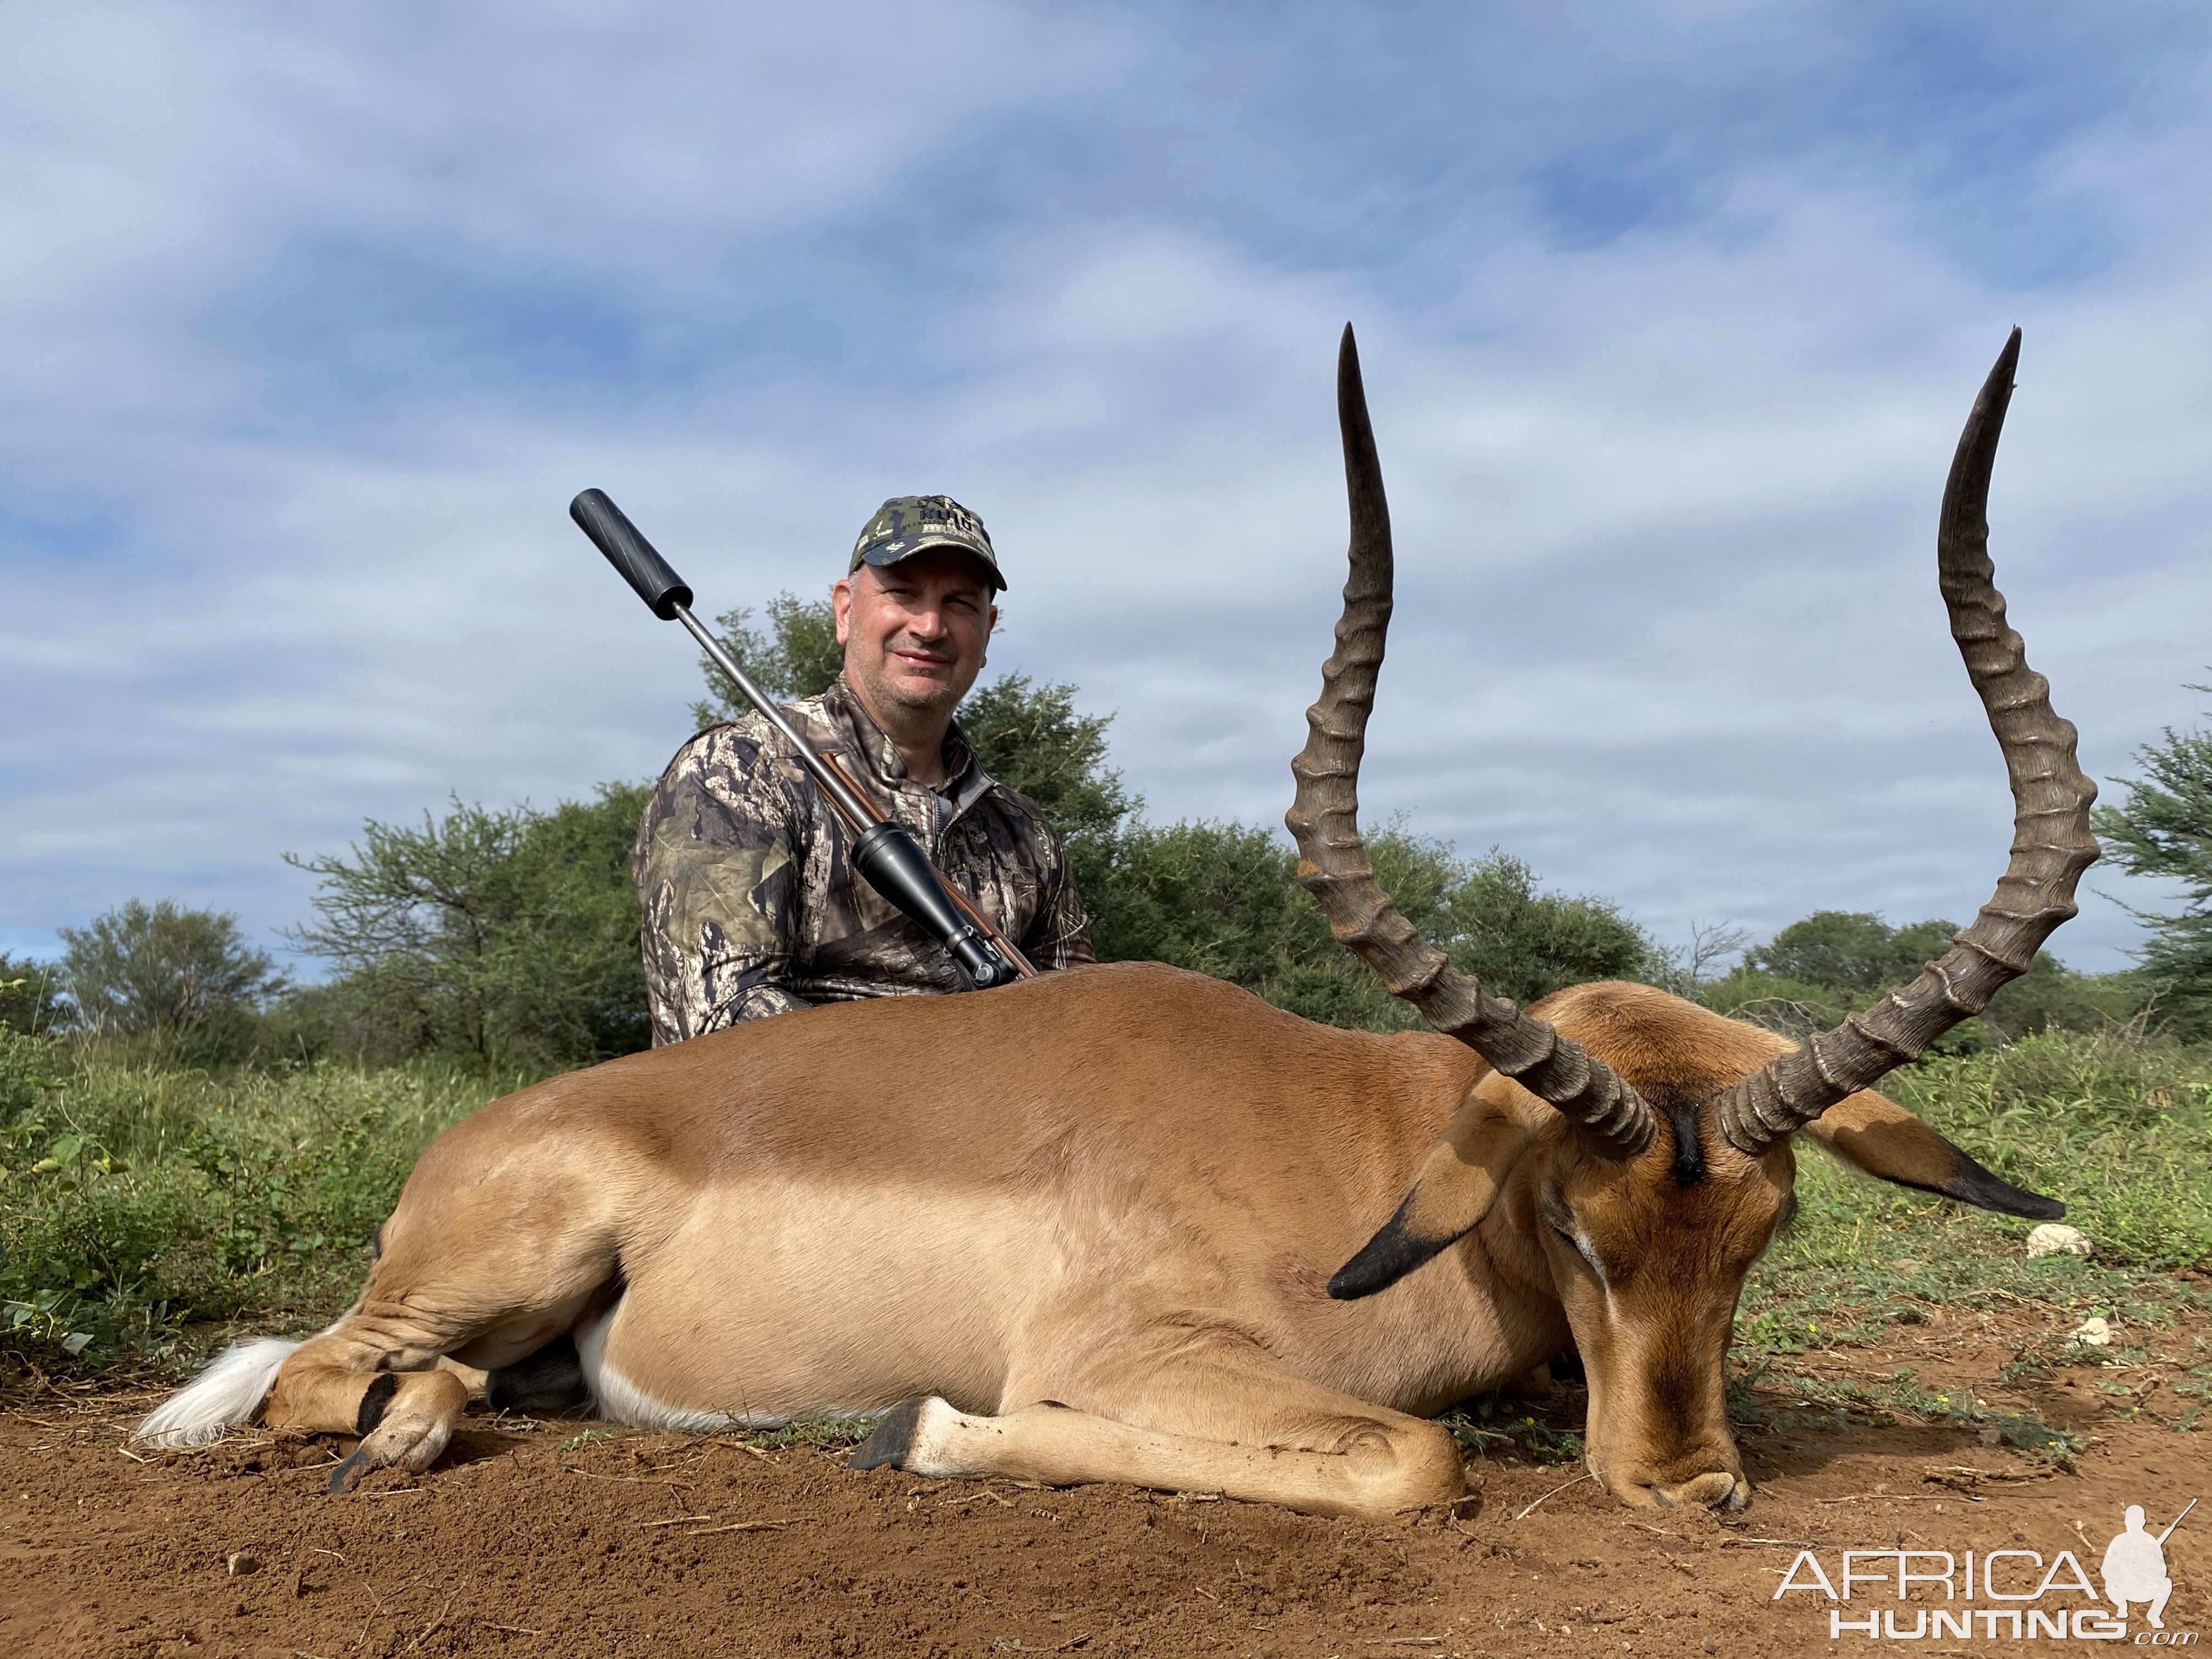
[2027,1223,2092,1259]
[226,1553,259,1577]
[1893,1258,1924,1272]
[2071,1316,2114,1347]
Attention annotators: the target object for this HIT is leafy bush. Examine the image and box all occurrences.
[1701,910,2139,1049]
[1088,820,1654,1031]
[0,954,67,1037]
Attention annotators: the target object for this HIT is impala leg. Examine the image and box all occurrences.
[265,1215,616,1492]
[266,1303,478,1491]
[853,1333,1465,1521]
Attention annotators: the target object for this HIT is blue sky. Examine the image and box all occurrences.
[5,2,2210,975]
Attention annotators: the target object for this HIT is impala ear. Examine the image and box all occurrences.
[1799,1089,2063,1220]
[1329,1091,1542,1300]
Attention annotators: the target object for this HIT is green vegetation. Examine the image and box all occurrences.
[1707,1022,2212,1460]
[0,952,67,1037]
[1088,821,1650,1029]
[2,1028,513,1372]
[2096,680,2212,1036]
[283,784,653,1071]
[55,900,287,1065]
[1700,909,2145,1048]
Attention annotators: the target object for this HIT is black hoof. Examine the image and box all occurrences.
[328,1448,373,1494]
[850,1400,927,1471]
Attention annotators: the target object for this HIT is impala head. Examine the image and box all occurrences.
[1289,325,2092,1511]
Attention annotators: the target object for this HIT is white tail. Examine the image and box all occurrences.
[134,1338,301,1447]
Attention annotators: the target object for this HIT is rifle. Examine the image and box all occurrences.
[2159,1497,2197,1544]
[571,488,1035,992]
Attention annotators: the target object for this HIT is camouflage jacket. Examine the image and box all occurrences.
[634,675,1094,1043]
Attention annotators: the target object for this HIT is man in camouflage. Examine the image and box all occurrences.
[633,495,1094,1043]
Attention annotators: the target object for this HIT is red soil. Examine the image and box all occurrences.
[4,1300,2207,1657]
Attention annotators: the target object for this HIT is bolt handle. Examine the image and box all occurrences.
[572,488,693,620]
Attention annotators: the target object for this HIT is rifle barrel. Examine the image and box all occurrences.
[671,604,878,833]
[2159,1496,2197,1543]
[574,486,1030,991]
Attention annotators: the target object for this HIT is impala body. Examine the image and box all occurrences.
[139,328,2089,1520]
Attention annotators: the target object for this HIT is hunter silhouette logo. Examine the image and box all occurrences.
[2104,1499,2194,1630]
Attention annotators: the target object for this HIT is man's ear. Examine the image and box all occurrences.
[1800,1089,2063,1220]
[832,577,854,645]
[1329,1087,1542,1300]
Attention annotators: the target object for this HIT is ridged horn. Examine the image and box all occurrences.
[1713,329,2100,1155]
[1285,325,1657,1161]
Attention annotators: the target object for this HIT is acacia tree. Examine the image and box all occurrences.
[58,900,286,1048]
[286,786,652,1068]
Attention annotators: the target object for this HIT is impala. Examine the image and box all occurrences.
[140,326,2091,1517]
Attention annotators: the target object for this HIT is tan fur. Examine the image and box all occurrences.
[147,963,1960,1519]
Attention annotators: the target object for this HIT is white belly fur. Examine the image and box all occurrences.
[574,1182,1056,1427]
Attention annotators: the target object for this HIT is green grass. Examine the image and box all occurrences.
[1699,1024,2212,1454]
[1438,1398,1588,1465]
[1,1028,513,1373]
[1808,1024,2212,1269]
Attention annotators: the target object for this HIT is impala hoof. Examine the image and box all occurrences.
[851,1400,929,1471]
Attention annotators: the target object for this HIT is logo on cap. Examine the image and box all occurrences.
[849,495,1006,591]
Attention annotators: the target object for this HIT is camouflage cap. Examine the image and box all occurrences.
[849,495,1006,591]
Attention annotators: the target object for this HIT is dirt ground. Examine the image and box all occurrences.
[4,1303,2208,1659]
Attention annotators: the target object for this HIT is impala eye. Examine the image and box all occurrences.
[1541,1205,1605,1277]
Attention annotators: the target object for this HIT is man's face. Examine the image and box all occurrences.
[833,548,998,723]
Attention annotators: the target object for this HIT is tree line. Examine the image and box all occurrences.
[10,597,2207,1070]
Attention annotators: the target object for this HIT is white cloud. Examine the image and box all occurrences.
[4,1,2210,978]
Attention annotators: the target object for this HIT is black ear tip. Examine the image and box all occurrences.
[1326,1262,1384,1301]
[1327,1212,1456,1301]
[1945,1153,2064,1221]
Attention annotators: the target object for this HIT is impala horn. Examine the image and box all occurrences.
[1286,325,1658,1165]
[1709,329,2098,1154]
